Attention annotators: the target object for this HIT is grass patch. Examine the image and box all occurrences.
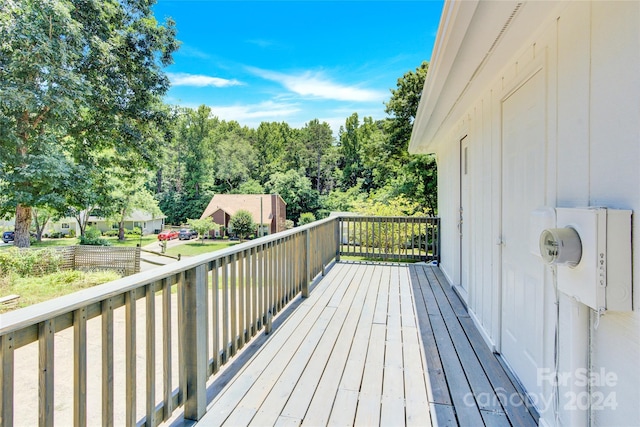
[0,270,121,313]
[166,240,239,257]
[105,235,159,247]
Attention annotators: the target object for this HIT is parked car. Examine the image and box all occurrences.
[157,230,179,241]
[179,229,198,240]
[1,230,36,243]
[2,231,14,243]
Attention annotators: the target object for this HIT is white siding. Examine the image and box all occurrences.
[431,2,640,425]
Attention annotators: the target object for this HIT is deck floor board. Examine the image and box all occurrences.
[196,262,538,427]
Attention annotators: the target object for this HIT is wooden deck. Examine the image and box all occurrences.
[193,262,538,426]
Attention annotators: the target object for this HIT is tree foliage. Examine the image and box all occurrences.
[0,0,177,246]
[186,217,217,243]
[1,4,435,241]
[229,210,255,241]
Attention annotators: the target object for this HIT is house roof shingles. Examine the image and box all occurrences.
[200,194,284,225]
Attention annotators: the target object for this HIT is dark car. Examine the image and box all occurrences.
[179,228,198,240]
[2,231,14,243]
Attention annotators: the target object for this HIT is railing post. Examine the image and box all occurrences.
[183,265,207,421]
[335,218,341,262]
[303,229,310,298]
[0,333,14,427]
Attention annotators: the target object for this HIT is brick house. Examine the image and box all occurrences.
[200,194,287,237]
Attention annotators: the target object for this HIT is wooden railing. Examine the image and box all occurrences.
[0,215,437,426]
[338,216,439,262]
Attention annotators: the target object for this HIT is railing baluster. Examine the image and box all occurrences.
[177,273,185,405]
[74,307,87,427]
[125,290,136,427]
[222,257,229,362]
[230,254,238,356]
[145,284,156,427]
[161,279,173,419]
[252,247,258,332]
[0,333,14,427]
[211,260,220,373]
[101,298,114,427]
[39,319,54,427]
[238,250,245,349]
[244,249,251,342]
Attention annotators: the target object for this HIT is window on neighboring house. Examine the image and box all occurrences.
[61,223,69,229]
[112,223,119,229]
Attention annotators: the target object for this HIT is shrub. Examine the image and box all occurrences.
[125,226,142,236]
[79,227,111,246]
[103,230,119,237]
[0,248,64,277]
[298,212,316,226]
[229,210,256,241]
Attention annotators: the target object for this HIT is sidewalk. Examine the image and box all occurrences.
[139,238,189,271]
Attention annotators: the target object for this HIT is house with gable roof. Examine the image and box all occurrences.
[200,194,287,237]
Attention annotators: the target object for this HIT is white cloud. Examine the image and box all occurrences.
[167,72,243,88]
[208,101,301,123]
[248,67,387,102]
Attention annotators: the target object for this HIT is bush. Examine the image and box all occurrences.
[68,229,76,238]
[0,248,64,277]
[79,227,111,246]
[125,226,142,236]
[298,212,316,226]
[103,230,119,237]
[229,210,256,241]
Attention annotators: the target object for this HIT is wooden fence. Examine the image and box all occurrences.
[14,246,141,276]
[0,215,437,426]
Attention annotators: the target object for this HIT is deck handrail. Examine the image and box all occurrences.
[0,215,438,426]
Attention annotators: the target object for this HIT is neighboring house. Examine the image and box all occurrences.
[0,219,15,232]
[50,210,165,236]
[49,217,81,236]
[200,194,287,237]
[409,2,639,426]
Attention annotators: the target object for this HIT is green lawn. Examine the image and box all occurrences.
[0,270,121,313]
[165,240,239,257]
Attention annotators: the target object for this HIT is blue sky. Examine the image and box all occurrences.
[153,1,444,136]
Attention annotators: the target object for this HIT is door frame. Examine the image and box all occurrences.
[457,135,470,302]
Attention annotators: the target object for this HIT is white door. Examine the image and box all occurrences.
[459,136,470,296]
[500,70,546,399]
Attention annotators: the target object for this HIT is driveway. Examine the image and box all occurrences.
[139,237,193,271]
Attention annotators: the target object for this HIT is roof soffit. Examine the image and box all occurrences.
[409,0,562,154]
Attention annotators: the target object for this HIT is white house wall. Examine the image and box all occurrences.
[433,2,639,425]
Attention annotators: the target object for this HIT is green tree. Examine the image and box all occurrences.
[32,207,54,242]
[301,119,334,193]
[338,113,363,189]
[384,61,437,214]
[213,135,257,192]
[229,210,255,241]
[298,212,316,226]
[266,170,319,223]
[233,179,265,194]
[0,0,178,247]
[186,217,217,244]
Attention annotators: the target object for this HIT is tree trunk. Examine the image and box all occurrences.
[119,209,126,240]
[14,204,32,248]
